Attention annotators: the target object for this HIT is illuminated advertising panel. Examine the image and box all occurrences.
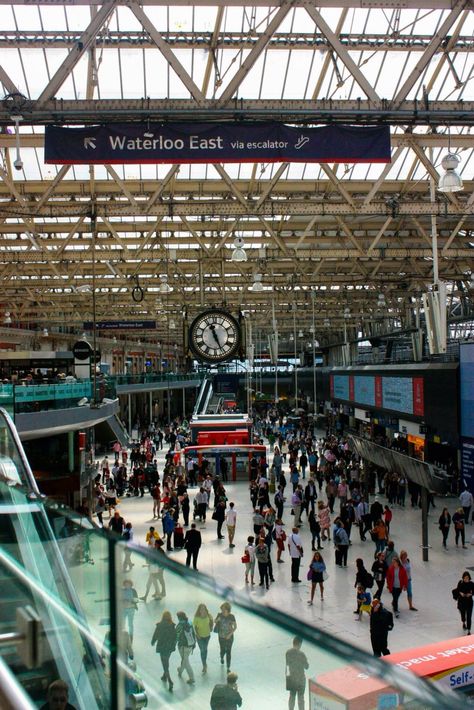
[382,377,414,414]
[353,375,375,406]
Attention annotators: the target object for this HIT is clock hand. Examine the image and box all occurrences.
[209,324,221,348]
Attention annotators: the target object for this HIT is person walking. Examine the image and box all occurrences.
[243,535,256,585]
[255,538,270,589]
[399,550,418,612]
[371,519,387,554]
[274,519,287,563]
[140,539,166,602]
[285,636,309,710]
[334,520,349,568]
[195,487,208,523]
[184,523,202,570]
[151,482,161,519]
[356,497,371,542]
[308,508,323,551]
[213,500,226,540]
[226,502,237,548]
[291,486,303,528]
[453,508,468,548]
[460,488,473,525]
[193,603,213,674]
[369,598,394,657]
[214,602,237,672]
[210,672,242,710]
[176,611,196,685]
[151,610,177,692]
[252,508,265,537]
[307,551,326,604]
[386,556,408,618]
[122,522,134,572]
[162,509,175,551]
[318,500,331,542]
[121,579,138,640]
[275,485,285,520]
[371,551,387,600]
[438,507,452,548]
[288,527,304,583]
[455,571,474,634]
[304,479,317,518]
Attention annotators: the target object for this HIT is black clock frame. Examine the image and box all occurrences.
[188,309,241,363]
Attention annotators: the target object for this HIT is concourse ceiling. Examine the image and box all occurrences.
[0,0,473,348]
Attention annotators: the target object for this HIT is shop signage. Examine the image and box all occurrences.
[45,123,391,165]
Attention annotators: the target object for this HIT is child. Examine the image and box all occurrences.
[355,584,372,620]
[384,505,393,536]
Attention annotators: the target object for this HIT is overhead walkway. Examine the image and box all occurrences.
[0,408,461,710]
[112,372,204,395]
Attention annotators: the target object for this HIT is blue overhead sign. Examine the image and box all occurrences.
[45,123,391,165]
[83,320,156,330]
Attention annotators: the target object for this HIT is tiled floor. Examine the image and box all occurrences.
[79,444,472,709]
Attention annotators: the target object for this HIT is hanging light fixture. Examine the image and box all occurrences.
[159,274,172,293]
[377,292,386,308]
[298,329,304,338]
[343,307,351,319]
[42,327,49,337]
[469,272,474,289]
[309,324,315,334]
[231,236,247,262]
[250,273,264,292]
[3,312,11,324]
[289,332,294,341]
[113,336,117,344]
[438,153,463,193]
[324,318,330,328]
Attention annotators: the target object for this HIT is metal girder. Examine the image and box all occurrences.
[0,0,463,8]
[217,2,294,105]
[3,98,474,125]
[392,1,467,107]
[0,197,473,218]
[36,1,119,107]
[2,30,473,52]
[305,5,380,102]
[129,2,206,104]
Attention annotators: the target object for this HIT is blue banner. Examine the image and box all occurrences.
[45,123,391,165]
[83,320,156,330]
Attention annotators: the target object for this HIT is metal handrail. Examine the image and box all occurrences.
[0,656,36,710]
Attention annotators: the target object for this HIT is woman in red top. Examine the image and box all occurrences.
[383,505,393,536]
[386,557,408,618]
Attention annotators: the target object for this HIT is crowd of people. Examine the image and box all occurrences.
[76,412,473,709]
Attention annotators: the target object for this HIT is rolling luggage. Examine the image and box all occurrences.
[174,525,184,548]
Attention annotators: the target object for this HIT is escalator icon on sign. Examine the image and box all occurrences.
[295,135,309,150]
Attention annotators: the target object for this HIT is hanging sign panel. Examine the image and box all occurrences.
[45,123,391,165]
[83,320,157,330]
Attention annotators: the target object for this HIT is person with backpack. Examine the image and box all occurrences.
[176,611,196,685]
[210,672,242,710]
[354,558,373,598]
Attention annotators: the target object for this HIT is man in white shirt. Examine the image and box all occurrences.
[226,502,237,548]
[460,488,474,524]
[288,527,304,583]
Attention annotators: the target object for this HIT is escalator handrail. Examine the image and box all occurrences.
[0,407,41,496]
[0,655,36,710]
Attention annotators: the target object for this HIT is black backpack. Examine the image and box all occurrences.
[364,571,374,589]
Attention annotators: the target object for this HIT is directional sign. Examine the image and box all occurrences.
[45,123,391,165]
[83,320,156,330]
[72,340,92,361]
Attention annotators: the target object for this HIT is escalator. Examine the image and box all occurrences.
[193,376,213,416]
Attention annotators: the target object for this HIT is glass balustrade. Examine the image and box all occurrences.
[0,406,466,710]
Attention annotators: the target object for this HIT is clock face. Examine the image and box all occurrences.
[189,310,241,363]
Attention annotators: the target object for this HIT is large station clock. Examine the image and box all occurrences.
[188,309,241,363]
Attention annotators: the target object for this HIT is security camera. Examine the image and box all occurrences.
[13,158,23,171]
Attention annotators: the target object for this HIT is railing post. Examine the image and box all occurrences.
[108,537,118,710]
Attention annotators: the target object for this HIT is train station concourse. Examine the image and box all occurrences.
[0,0,473,708]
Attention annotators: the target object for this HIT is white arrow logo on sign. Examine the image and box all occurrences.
[84,137,96,149]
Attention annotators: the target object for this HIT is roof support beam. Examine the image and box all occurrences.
[36,1,118,106]
[305,5,380,103]
[34,165,71,212]
[392,0,466,107]
[130,2,206,104]
[217,2,294,106]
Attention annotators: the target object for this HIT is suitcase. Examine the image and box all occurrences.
[174,526,184,548]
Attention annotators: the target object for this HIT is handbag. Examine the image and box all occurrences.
[212,510,219,521]
[241,553,250,564]
[306,567,313,581]
[452,587,460,601]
